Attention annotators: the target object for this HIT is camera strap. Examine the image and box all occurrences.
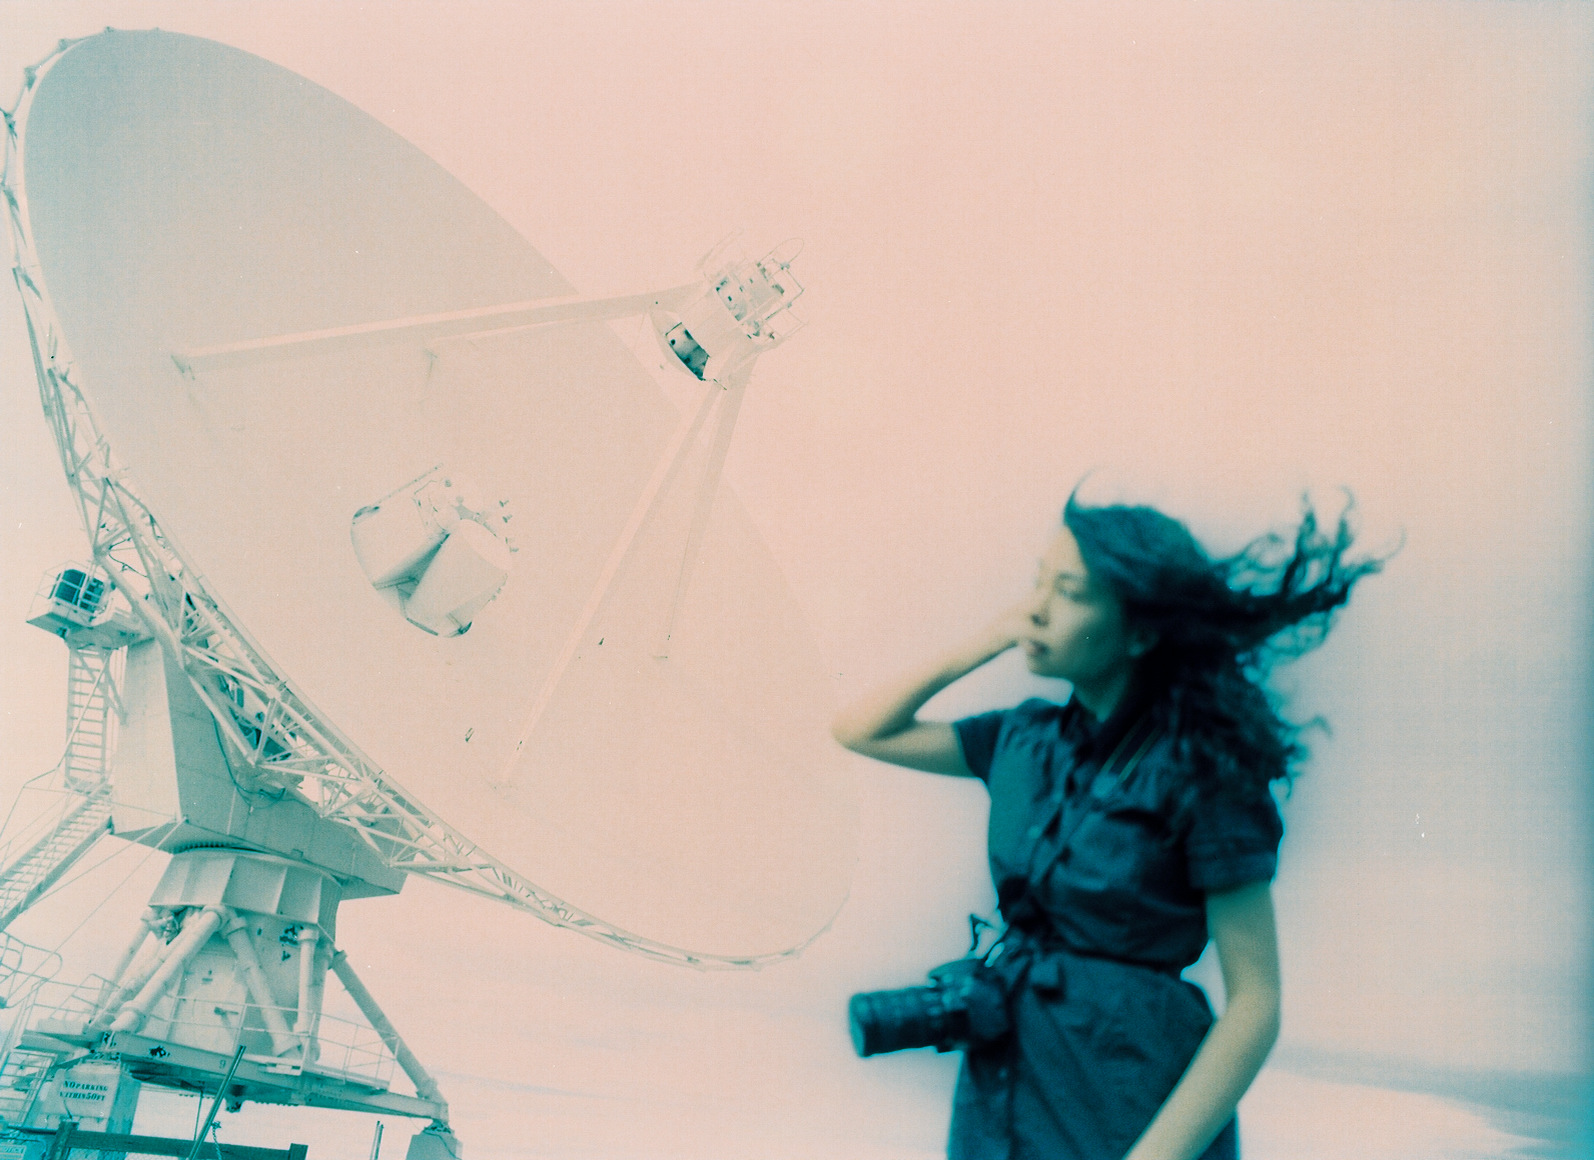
[997,711,1164,949]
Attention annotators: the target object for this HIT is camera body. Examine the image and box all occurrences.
[848,957,1011,1057]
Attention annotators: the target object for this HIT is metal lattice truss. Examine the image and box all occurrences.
[3,37,805,970]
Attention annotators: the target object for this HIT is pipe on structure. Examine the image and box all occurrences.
[293,927,321,1040]
[109,905,224,1033]
[301,938,330,1067]
[329,950,448,1121]
[220,909,298,1057]
[93,906,163,1019]
[92,908,184,1030]
[105,907,160,987]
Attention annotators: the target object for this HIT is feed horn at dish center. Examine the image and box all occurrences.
[0,29,854,1157]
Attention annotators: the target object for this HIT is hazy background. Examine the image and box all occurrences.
[0,3,1589,1158]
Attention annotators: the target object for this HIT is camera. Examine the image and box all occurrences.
[848,956,1010,1057]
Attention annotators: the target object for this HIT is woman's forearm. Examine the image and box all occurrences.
[830,636,1005,747]
[1121,987,1281,1160]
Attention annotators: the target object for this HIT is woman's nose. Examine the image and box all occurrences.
[1027,588,1049,623]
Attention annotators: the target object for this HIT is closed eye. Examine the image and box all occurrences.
[1053,576,1087,600]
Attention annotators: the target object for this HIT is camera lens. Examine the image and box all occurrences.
[848,986,955,1057]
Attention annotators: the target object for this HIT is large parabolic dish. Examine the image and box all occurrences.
[17,30,854,960]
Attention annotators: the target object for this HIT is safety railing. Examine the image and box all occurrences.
[9,978,399,1090]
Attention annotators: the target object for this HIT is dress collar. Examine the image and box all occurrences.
[1066,668,1166,769]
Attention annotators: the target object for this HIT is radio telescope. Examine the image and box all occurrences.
[0,28,853,1156]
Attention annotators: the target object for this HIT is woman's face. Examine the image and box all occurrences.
[1021,528,1142,695]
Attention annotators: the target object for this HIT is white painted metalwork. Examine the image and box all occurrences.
[0,614,131,931]
[0,784,110,933]
[0,935,72,1125]
[0,932,62,1011]
[14,974,411,1097]
[3,36,815,970]
[329,952,447,1119]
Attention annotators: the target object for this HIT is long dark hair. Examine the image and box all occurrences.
[1064,491,1384,801]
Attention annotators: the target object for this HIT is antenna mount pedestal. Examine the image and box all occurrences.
[8,849,455,1143]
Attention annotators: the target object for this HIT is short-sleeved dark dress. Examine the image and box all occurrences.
[949,686,1283,1160]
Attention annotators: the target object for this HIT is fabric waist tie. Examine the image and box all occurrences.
[994,929,1181,1000]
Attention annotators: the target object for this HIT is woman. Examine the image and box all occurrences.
[832,492,1380,1160]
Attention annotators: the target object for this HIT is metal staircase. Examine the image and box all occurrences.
[61,648,115,792]
[0,786,113,932]
[0,579,133,1124]
[0,573,137,934]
